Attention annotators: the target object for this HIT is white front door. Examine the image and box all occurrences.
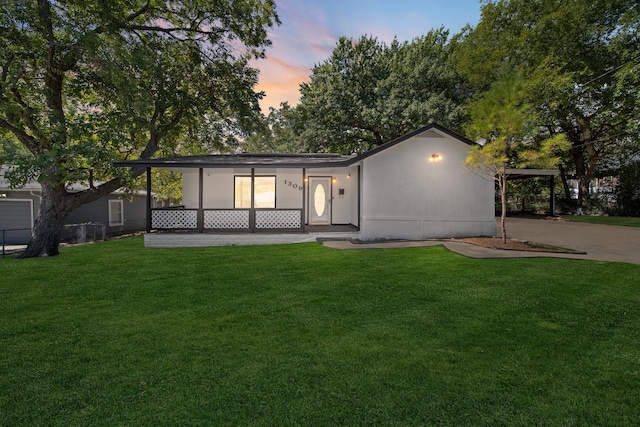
[309,177,331,225]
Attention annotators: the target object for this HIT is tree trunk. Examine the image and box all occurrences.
[573,115,599,214]
[558,163,571,201]
[18,175,127,258]
[19,182,74,258]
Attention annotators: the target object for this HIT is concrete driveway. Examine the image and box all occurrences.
[504,216,640,265]
[323,217,640,265]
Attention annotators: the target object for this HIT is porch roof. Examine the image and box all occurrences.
[115,153,356,169]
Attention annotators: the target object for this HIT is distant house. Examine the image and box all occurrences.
[0,166,152,244]
[115,123,497,247]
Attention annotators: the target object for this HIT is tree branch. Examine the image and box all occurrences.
[9,87,46,143]
[159,108,185,137]
[69,177,127,210]
[127,0,151,22]
[129,24,225,37]
[0,117,39,153]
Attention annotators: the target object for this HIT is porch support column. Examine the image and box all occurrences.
[198,168,204,233]
[301,168,306,231]
[250,168,255,232]
[550,175,556,216]
[146,167,152,233]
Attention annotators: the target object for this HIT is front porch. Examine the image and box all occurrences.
[119,153,362,247]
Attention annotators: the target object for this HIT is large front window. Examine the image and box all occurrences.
[234,176,275,208]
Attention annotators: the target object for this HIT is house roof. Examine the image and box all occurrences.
[113,123,558,178]
[115,152,356,169]
[114,123,471,169]
[0,165,149,195]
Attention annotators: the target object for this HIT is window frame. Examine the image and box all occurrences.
[234,175,276,209]
[108,199,124,226]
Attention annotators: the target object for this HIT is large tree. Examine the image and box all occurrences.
[0,0,279,257]
[242,102,304,153]
[293,30,468,154]
[454,0,639,212]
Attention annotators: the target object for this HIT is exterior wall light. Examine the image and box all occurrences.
[332,177,337,183]
[430,154,441,162]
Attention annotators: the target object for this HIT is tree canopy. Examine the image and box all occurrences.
[454,0,640,211]
[0,0,279,257]
[291,30,467,154]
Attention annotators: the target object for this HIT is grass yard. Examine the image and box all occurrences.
[562,215,640,227]
[1,237,639,426]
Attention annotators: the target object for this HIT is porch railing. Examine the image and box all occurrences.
[151,208,198,229]
[150,208,303,232]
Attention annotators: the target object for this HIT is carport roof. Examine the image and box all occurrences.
[505,169,559,180]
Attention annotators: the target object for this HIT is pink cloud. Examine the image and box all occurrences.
[251,0,482,114]
[252,54,312,112]
[252,2,342,112]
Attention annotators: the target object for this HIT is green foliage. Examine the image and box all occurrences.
[241,103,305,153]
[294,31,468,154]
[464,74,534,177]
[519,134,571,169]
[454,0,639,211]
[506,178,552,213]
[464,73,568,239]
[0,0,279,256]
[616,161,640,216]
[1,239,639,425]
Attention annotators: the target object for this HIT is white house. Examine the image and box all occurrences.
[115,124,496,247]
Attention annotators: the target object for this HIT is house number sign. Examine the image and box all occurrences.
[284,179,304,191]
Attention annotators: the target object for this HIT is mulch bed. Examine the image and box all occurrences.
[457,237,586,254]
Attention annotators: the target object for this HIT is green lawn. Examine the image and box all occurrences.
[562,215,640,227]
[1,237,639,426]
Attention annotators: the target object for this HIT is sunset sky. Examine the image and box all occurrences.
[253,0,483,113]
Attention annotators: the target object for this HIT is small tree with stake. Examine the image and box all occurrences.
[464,74,568,243]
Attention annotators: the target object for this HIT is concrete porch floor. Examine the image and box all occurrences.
[144,230,361,248]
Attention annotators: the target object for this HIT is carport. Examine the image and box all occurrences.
[505,168,559,215]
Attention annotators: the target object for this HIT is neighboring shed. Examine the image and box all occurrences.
[0,166,152,244]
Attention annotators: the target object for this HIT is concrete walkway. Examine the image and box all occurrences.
[323,217,640,265]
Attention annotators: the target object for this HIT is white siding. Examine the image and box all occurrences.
[182,170,199,208]
[276,169,305,209]
[306,166,359,225]
[204,169,235,209]
[360,129,495,240]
